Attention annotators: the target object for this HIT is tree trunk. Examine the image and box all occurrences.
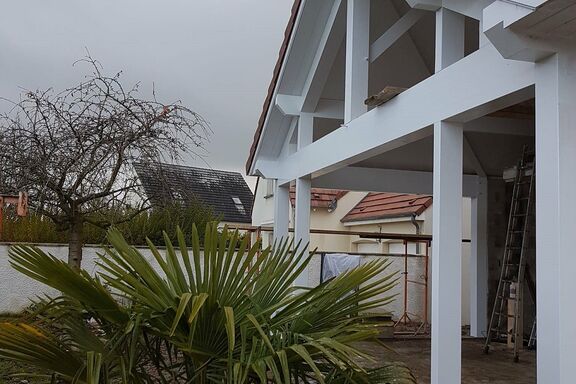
[68,220,83,270]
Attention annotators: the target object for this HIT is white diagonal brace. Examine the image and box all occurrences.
[370,8,427,63]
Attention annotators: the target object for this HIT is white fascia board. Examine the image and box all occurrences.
[313,167,480,197]
[270,44,535,181]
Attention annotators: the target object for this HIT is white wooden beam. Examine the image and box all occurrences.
[273,180,290,242]
[255,113,534,180]
[470,177,488,337]
[275,95,303,116]
[301,0,346,113]
[370,9,427,63]
[276,94,344,120]
[345,0,370,123]
[313,167,479,197]
[535,51,576,384]
[266,45,534,181]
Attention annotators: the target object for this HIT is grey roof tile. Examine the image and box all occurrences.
[134,162,253,224]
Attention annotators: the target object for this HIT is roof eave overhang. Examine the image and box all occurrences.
[483,0,569,63]
[246,0,303,176]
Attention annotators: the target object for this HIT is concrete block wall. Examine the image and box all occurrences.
[309,252,429,323]
[362,254,428,322]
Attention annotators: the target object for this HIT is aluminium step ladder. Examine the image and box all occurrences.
[528,319,536,349]
[484,147,535,362]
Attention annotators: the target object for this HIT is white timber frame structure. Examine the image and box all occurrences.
[246,1,576,383]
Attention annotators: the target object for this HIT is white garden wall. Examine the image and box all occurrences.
[0,243,327,314]
[0,243,178,314]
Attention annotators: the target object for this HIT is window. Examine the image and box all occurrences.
[232,196,246,215]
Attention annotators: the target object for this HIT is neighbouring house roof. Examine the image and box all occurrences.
[246,0,302,174]
[341,193,432,223]
[134,162,254,224]
[289,187,347,208]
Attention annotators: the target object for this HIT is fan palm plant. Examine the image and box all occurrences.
[0,223,415,383]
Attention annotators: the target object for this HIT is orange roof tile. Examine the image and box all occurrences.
[341,193,432,223]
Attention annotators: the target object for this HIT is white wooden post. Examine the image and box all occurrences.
[432,7,464,384]
[294,114,314,287]
[470,177,488,337]
[435,8,464,72]
[432,121,463,384]
[273,180,290,243]
[345,0,370,123]
[535,51,576,384]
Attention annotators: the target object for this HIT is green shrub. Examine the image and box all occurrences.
[2,202,218,246]
[0,224,415,383]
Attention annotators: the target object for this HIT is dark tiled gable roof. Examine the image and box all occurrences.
[134,163,254,224]
[289,188,347,208]
[341,193,432,223]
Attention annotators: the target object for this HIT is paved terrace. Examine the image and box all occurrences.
[357,339,535,384]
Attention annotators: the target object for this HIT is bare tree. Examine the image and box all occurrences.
[0,57,209,268]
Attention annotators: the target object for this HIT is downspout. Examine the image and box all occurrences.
[411,213,421,254]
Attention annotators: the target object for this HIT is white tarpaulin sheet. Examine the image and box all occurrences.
[322,253,361,282]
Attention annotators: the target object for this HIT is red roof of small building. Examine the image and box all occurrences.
[341,193,432,223]
[289,188,347,208]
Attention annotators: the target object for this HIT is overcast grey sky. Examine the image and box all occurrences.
[0,0,294,189]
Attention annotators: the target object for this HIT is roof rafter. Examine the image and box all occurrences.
[300,0,346,112]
